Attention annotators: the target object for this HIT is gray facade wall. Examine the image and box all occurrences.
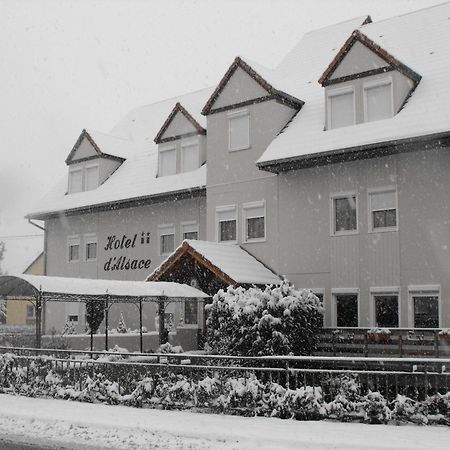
[277,147,450,328]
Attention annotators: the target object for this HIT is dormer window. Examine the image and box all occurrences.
[158,146,176,177]
[181,142,199,173]
[68,168,83,194]
[228,110,250,151]
[363,79,393,122]
[327,87,355,129]
[84,164,99,191]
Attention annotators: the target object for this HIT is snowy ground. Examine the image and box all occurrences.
[0,395,448,450]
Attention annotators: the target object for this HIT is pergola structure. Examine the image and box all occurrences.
[0,274,209,351]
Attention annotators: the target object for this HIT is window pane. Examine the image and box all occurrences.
[373,209,397,229]
[160,234,174,254]
[159,149,176,176]
[414,295,439,328]
[334,196,357,232]
[69,170,83,193]
[184,299,198,325]
[375,295,398,328]
[229,114,249,150]
[85,166,98,191]
[366,83,392,122]
[86,242,97,260]
[69,244,79,261]
[183,231,198,240]
[336,294,358,327]
[68,315,79,322]
[329,91,354,129]
[247,217,265,240]
[182,144,199,172]
[27,305,35,318]
[219,220,236,242]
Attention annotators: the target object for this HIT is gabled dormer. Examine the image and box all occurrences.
[154,103,207,177]
[65,129,132,194]
[319,30,421,130]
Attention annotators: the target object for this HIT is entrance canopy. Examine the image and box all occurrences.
[0,274,209,302]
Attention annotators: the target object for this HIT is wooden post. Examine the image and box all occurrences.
[35,289,42,348]
[139,298,143,353]
[105,295,110,351]
[398,334,403,357]
[364,332,369,357]
[434,330,439,358]
[158,297,167,346]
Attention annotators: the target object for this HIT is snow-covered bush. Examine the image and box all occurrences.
[206,280,323,356]
[327,374,362,420]
[391,395,428,424]
[61,320,77,335]
[157,342,183,354]
[362,391,391,424]
[116,313,129,334]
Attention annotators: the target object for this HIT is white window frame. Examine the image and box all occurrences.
[242,200,266,243]
[158,145,177,177]
[180,138,200,173]
[84,233,98,262]
[228,110,250,152]
[180,221,199,241]
[68,167,83,194]
[84,163,99,191]
[370,286,400,328]
[67,235,81,263]
[408,285,441,329]
[330,191,359,236]
[326,86,356,130]
[215,204,238,244]
[158,224,175,256]
[331,288,360,328]
[368,186,398,233]
[363,77,394,123]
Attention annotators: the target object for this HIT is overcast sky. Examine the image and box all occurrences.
[0,0,444,272]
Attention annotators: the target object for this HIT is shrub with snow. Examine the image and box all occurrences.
[157,342,183,354]
[206,279,323,356]
[362,391,391,424]
[61,320,77,335]
[116,313,129,334]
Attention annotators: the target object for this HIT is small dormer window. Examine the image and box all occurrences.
[327,87,355,129]
[84,164,99,191]
[181,142,199,173]
[158,146,176,177]
[228,110,250,151]
[68,168,83,194]
[363,79,393,122]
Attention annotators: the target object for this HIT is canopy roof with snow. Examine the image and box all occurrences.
[27,87,214,220]
[257,3,450,171]
[0,274,209,302]
[148,240,281,287]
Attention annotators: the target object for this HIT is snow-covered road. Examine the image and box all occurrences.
[0,394,448,449]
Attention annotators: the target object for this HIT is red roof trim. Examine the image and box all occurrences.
[65,129,103,164]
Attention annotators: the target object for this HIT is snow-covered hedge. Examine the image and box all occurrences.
[1,353,449,425]
[206,280,323,356]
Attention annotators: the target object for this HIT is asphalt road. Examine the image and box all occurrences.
[0,437,108,450]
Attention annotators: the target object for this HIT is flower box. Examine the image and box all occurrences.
[438,329,450,342]
[367,328,391,343]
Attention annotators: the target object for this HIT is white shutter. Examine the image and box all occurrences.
[370,190,395,211]
[365,82,392,122]
[85,165,99,191]
[328,90,354,129]
[68,169,83,193]
[229,113,249,150]
[217,207,236,222]
[159,148,176,176]
[181,144,199,172]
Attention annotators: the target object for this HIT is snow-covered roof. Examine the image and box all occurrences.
[28,87,214,219]
[0,274,209,300]
[149,239,281,286]
[258,4,450,167]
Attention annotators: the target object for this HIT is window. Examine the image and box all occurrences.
[410,289,439,328]
[228,110,250,151]
[332,194,357,234]
[67,236,80,262]
[373,294,399,328]
[364,80,393,122]
[181,222,199,241]
[159,225,175,255]
[26,305,35,318]
[369,189,397,231]
[158,147,177,176]
[335,293,358,327]
[184,299,198,325]
[181,143,199,173]
[216,206,237,243]
[243,201,265,242]
[68,315,79,322]
[68,168,83,194]
[85,234,97,261]
[327,88,354,129]
[84,164,99,191]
